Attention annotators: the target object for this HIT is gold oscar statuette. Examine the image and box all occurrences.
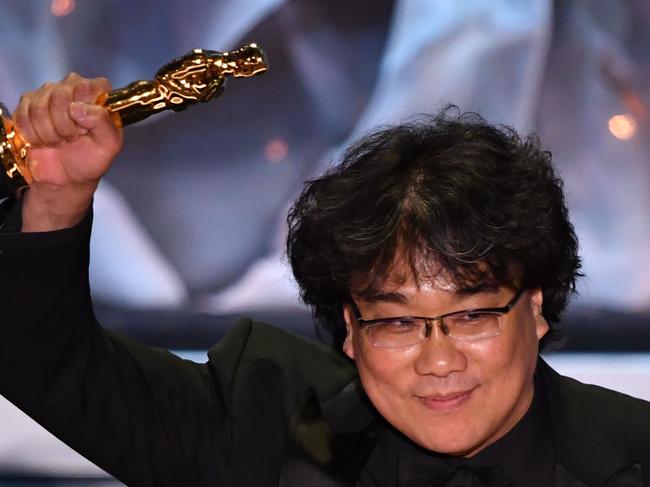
[0,43,268,194]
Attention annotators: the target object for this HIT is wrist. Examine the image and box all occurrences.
[21,182,96,232]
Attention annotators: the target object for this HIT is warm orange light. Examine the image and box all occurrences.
[608,114,637,140]
[51,0,76,17]
[264,137,289,163]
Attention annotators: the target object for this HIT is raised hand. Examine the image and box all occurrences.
[15,73,123,232]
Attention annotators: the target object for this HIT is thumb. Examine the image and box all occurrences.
[68,101,121,143]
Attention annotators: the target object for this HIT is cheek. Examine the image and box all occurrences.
[466,320,539,406]
[354,345,417,407]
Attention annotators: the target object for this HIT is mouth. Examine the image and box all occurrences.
[416,387,477,412]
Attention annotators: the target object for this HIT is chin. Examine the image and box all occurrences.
[414,428,484,457]
[393,408,487,457]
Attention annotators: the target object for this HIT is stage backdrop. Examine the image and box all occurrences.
[0,0,648,326]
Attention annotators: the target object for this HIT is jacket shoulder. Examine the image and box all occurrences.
[542,359,650,464]
[207,318,356,414]
[553,370,650,426]
[207,318,352,375]
[203,319,359,484]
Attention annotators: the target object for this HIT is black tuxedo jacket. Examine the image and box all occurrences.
[1,216,650,487]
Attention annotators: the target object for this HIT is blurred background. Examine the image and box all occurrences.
[0,0,649,484]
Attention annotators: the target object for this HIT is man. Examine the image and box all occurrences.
[0,74,649,487]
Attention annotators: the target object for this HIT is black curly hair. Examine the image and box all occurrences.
[287,107,582,353]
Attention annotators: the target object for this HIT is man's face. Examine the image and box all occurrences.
[342,277,549,457]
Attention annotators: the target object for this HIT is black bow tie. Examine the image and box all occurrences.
[401,462,513,487]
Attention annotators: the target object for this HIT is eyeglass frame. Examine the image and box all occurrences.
[350,287,526,347]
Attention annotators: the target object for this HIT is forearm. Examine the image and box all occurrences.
[0,212,96,414]
[0,216,223,486]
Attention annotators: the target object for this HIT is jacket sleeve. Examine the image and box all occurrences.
[0,194,20,232]
[0,212,228,486]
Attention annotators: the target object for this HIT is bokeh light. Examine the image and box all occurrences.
[51,0,76,17]
[263,137,289,163]
[608,114,637,140]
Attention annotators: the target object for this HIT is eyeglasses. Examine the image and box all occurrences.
[353,288,525,348]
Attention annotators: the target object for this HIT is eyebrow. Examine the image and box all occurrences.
[356,290,409,304]
[355,284,504,306]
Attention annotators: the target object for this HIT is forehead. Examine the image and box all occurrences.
[349,244,513,306]
[356,277,455,302]
[351,276,504,310]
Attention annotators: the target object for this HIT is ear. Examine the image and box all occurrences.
[342,304,356,360]
[529,288,549,341]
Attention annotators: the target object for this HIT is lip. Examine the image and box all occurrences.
[416,387,476,412]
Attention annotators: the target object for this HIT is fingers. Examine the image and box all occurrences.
[13,94,39,145]
[72,75,111,104]
[13,73,113,147]
[68,101,121,150]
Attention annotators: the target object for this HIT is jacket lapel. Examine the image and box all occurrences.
[600,463,644,487]
[280,380,378,487]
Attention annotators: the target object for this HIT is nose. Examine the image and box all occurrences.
[413,319,468,377]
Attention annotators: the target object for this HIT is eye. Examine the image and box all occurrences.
[459,312,486,322]
[447,312,497,327]
[374,319,419,334]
